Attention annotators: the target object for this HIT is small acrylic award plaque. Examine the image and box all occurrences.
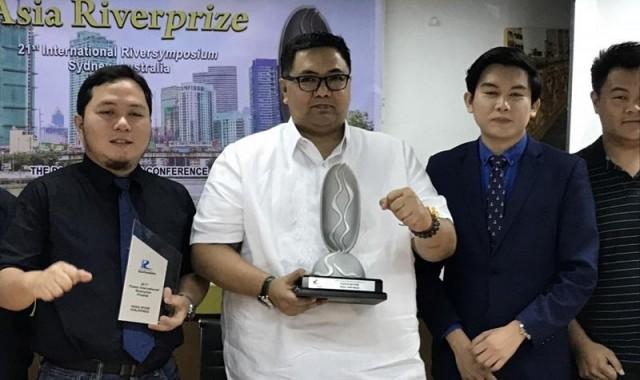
[118,221,181,324]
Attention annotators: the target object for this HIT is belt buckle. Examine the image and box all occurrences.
[119,363,137,377]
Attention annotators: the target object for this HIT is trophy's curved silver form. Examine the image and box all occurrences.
[313,163,365,278]
[295,163,386,304]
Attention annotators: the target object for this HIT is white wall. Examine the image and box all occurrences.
[569,0,640,152]
[382,0,571,162]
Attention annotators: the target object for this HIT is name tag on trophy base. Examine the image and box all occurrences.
[295,275,387,305]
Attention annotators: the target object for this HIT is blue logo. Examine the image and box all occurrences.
[140,259,151,270]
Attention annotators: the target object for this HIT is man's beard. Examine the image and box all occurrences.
[104,159,132,171]
[81,129,148,173]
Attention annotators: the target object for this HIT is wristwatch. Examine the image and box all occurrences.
[411,206,441,239]
[179,293,196,321]
[257,275,276,308]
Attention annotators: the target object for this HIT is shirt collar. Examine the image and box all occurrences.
[282,117,351,159]
[605,155,640,179]
[579,136,606,167]
[79,155,145,192]
[582,137,639,179]
[479,134,528,167]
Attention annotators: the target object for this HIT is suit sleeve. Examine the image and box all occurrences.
[416,157,461,340]
[516,158,599,345]
[415,254,461,340]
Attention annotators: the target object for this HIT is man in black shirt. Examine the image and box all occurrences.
[569,42,640,380]
[0,65,208,379]
[0,188,33,380]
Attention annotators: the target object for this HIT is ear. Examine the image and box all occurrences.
[530,98,541,118]
[590,91,600,114]
[280,78,289,105]
[74,114,83,132]
[74,114,85,145]
[463,92,474,113]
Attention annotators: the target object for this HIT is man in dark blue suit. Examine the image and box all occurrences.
[416,47,599,380]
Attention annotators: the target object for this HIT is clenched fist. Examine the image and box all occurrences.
[380,187,432,233]
[23,261,93,301]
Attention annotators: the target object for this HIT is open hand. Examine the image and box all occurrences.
[471,321,525,372]
[575,339,624,380]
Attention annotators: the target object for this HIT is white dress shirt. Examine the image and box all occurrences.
[191,120,452,380]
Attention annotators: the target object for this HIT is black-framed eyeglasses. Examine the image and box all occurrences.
[282,73,351,92]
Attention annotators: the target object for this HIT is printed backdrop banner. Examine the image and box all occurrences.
[0,0,383,202]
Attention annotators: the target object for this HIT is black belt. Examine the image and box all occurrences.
[46,357,166,377]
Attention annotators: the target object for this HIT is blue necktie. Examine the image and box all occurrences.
[486,155,508,247]
[114,178,155,363]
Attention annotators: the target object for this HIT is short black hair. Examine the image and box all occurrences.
[279,32,351,77]
[591,41,640,95]
[76,65,153,117]
[465,47,541,103]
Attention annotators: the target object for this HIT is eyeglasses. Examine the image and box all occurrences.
[282,73,351,92]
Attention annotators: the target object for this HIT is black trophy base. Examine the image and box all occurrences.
[294,275,387,305]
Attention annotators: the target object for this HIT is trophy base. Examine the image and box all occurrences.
[294,275,387,305]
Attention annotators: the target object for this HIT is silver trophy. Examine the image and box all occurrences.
[295,163,387,305]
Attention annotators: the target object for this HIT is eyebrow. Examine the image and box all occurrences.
[295,68,348,75]
[95,101,117,107]
[478,83,528,91]
[609,86,630,93]
[95,101,147,109]
[509,85,528,91]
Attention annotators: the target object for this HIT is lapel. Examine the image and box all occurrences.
[492,138,543,253]
[459,142,491,253]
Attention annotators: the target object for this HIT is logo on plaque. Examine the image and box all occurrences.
[295,163,387,305]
